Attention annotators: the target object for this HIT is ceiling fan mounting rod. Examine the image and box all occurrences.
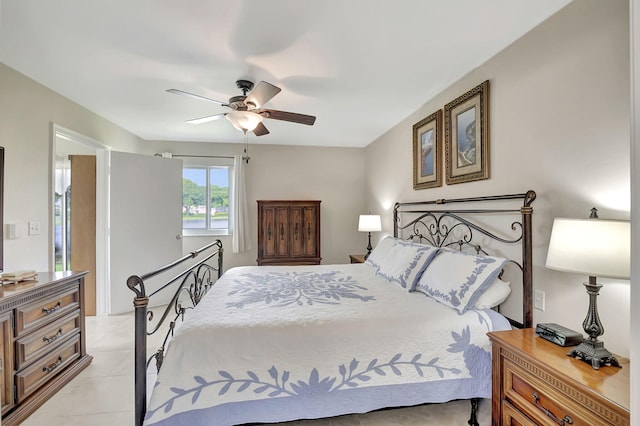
[236,79,254,95]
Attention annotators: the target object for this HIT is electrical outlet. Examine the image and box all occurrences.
[534,289,545,311]
[28,221,41,236]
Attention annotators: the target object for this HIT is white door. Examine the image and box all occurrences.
[108,151,183,314]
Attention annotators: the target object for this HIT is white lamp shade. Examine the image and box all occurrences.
[358,215,382,232]
[545,218,630,279]
[225,111,263,132]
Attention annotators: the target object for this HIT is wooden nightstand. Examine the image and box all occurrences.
[349,254,365,264]
[488,328,629,426]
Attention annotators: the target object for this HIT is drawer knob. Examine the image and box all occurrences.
[42,301,62,315]
[533,392,573,425]
[43,328,63,344]
[43,356,63,374]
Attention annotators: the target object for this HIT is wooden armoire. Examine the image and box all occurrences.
[257,200,321,265]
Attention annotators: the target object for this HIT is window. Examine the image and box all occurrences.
[182,158,233,236]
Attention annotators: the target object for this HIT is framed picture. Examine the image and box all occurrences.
[412,109,442,190]
[444,80,490,185]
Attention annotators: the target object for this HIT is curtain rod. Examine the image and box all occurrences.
[154,153,234,159]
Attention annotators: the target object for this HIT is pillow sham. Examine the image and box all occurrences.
[374,239,440,290]
[415,248,507,313]
[473,278,511,309]
[364,236,396,269]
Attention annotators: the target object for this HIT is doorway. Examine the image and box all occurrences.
[52,124,109,316]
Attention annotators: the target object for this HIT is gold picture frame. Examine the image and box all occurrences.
[444,80,490,185]
[412,109,442,190]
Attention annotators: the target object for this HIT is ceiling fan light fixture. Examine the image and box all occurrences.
[226,111,263,132]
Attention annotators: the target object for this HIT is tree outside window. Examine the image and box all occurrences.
[183,165,231,234]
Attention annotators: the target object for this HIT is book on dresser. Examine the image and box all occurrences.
[0,271,93,425]
[488,328,629,426]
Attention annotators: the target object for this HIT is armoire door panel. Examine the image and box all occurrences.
[290,207,304,257]
[303,207,317,256]
[275,207,289,256]
[262,207,276,257]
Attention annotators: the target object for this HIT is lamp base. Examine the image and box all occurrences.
[567,338,621,370]
[365,232,373,260]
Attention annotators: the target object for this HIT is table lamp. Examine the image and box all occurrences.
[545,209,630,369]
[358,214,381,259]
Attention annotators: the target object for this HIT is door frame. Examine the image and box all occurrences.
[51,124,110,315]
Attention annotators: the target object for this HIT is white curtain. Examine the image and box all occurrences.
[232,155,252,253]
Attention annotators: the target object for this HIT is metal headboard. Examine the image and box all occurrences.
[393,190,536,329]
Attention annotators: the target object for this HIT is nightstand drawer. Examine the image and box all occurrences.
[504,358,608,426]
[16,285,80,337]
[15,310,81,369]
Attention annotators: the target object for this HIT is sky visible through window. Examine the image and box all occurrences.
[183,168,227,187]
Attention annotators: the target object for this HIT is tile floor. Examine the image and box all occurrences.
[19,312,491,425]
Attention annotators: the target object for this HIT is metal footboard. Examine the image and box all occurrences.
[127,240,224,426]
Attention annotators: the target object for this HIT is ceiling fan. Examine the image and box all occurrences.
[167,80,316,136]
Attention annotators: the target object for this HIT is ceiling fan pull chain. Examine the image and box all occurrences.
[243,130,250,164]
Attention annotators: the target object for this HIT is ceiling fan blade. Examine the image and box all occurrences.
[245,81,281,109]
[166,89,227,106]
[186,113,226,124]
[253,122,270,136]
[260,109,316,126]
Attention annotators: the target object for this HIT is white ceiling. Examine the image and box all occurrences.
[0,0,571,148]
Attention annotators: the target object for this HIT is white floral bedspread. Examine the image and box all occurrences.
[144,264,510,425]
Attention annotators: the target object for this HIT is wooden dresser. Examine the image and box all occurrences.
[488,328,629,426]
[0,271,92,425]
[257,200,321,266]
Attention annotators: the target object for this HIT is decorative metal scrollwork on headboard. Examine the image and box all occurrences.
[400,211,524,256]
[393,190,536,329]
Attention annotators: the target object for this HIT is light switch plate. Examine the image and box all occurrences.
[28,221,41,236]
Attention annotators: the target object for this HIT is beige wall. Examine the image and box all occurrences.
[139,140,366,268]
[630,0,639,417]
[365,0,631,356]
[0,62,142,271]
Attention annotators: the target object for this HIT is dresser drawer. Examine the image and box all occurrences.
[502,400,537,426]
[15,333,81,403]
[15,310,81,370]
[504,358,610,426]
[16,285,80,337]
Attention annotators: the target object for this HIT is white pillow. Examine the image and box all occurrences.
[364,236,397,269]
[374,239,440,290]
[415,248,507,313]
[473,279,511,309]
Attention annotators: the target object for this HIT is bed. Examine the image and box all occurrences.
[128,190,536,426]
